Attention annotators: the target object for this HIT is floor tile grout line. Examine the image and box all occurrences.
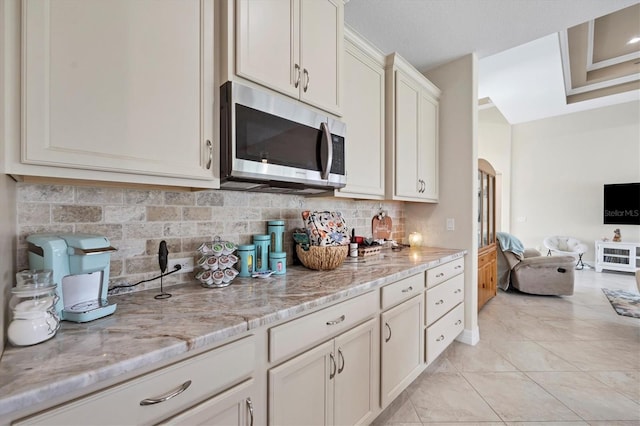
[456,370,509,424]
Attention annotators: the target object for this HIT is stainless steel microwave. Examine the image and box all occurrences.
[220,81,346,194]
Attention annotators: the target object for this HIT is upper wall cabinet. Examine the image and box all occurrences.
[3,0,218,188]
[335,27,385,200]
[234,0,343,116]
[385,53,440,202]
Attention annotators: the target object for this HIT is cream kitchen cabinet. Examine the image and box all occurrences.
[4,0,217,188]
[425,258,465,365]
[335,27,385,200]
[385,53,440,202]
[380,294,424,408]
[15,336,255,426]
[162,379,256,426]
[269,318,378,426]
[235,0,343,115]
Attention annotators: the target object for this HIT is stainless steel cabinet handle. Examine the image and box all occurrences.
[294,64,301,88]
[454,265,462,269]
[384,322,392,343]
[139,380,191,406]
[436,272,445,278]
[435,299,444,305]
[436,334,445,342]
[401,286,413,293]
[455,320,462,326]
[329,352,337,379]
[338,348,345,374]
[246,397,254,426]
[454,289,462,294]
[303,68,309,92]
[326,314,345,325]
[206,140,213,170]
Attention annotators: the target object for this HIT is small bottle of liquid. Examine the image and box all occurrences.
[350,229,358,257]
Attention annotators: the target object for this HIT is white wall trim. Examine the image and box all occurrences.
[456,327,479,346]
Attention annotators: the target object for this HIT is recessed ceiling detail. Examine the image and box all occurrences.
[559,3,640,104]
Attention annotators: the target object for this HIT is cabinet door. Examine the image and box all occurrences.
[22,0,215,181]
[334,318,378,426]
[299,0,342,114]
[269,340,333,426]
[236,0,298,99]
[418,91,438,201]
[380,295,424,408]
[163,379,255,426]
[336,31,385,199]
[393,71,420,199]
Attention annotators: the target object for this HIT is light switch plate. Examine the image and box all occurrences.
[446,218,455,231]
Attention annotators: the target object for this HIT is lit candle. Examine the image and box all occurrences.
[408,232,423,247]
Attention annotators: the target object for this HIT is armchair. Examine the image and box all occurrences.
[543,236,588,269]
[497,232,575,296]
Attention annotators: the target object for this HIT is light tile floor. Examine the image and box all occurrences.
[373,269,640,425]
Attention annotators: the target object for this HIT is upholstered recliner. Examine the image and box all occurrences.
[497,232,575,296]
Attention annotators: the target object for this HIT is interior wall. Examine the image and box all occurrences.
[478,106,512,232]
[0,175,17,354]
[511,100,640,261]
[406,54,479,345]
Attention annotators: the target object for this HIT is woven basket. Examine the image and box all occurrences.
[296,244,348,271]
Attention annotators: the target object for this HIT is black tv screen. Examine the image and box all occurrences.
[604,183,640,225]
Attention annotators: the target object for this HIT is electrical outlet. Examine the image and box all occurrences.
[168,257,194,273]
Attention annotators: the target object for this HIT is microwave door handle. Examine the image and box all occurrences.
[320,121,333,180]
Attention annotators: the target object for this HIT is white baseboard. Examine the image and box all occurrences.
[456,327,479,346]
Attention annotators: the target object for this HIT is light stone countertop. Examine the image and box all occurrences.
[0,246,465,419]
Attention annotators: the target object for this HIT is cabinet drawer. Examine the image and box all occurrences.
[426,303,464,365]
[381,273,425,310]
[426,273,464,326]
[269,291,378,364]
[16,336,255,426]
[426,258,464,288]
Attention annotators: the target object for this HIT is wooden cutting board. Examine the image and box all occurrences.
[372,214,392,240]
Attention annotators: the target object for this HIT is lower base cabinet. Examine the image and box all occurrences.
[14,337,255,425]
[162,379,256,426]
[380,295,424,407]
[269,318,378,426]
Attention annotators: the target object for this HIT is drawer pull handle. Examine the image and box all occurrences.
[402,286,413,293]
[436,334,445,342]
[435,299,444,305]
[329,352,337,379]
[140,380,191,406]
[455,320,462,326]
[338,348,345,374]
[326,315,345,326]
[384,322,392,343]
[246,398,254,426]
[455,265,462,269]
[436,272,445,278]
[454,289,462,294]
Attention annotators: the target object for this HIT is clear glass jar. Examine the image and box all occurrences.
[8,283,60,346]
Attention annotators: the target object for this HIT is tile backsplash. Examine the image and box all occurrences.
[16,183,405,293]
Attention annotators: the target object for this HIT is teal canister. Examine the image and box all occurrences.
[253,235,270,272]
[236,244,255,277]
[270,252,286,275]
[268,220,285,253]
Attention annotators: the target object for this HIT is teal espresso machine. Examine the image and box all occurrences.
[27,233,117,322]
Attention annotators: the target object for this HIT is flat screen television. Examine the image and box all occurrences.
[603,183,640,225]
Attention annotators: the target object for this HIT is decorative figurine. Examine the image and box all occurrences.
[612,229,621,242]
